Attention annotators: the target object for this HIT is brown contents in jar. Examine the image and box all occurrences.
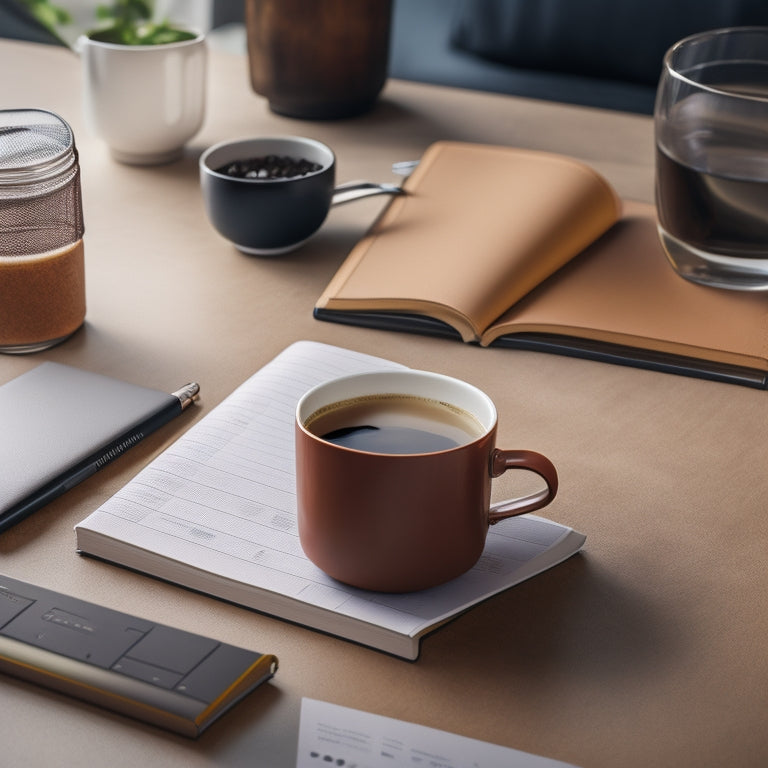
[0,239,86,350]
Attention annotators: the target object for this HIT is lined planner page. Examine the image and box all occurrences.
[76,341,581,641]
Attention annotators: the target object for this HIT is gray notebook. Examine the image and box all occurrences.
[0,363,197,532]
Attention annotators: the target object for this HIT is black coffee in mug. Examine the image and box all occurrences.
[305,393,484,454]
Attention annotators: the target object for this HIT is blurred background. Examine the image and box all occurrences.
[5,0,768,115]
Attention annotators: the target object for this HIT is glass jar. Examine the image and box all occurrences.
[0,108,86,353]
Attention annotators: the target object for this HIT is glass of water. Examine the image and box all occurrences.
[655,27,768,290]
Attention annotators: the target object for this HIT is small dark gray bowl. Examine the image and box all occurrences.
[199,136,335,255]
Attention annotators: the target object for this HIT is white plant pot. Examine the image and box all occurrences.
[78,32,207,165]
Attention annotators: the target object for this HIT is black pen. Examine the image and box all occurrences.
[0,381,200,534]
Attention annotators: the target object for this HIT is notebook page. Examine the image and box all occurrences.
[76,341,581,639]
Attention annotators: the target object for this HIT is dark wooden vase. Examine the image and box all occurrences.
[245,0,392,119]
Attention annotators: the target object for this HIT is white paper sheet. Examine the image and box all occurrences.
[297,698,580,768]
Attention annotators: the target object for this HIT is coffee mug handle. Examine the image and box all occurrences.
[488,449,559,523]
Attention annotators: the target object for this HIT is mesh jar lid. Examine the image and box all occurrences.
[0,108,78,194]
[0,109,84,256]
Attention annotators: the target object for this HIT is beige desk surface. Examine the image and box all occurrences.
[2,39,767,768]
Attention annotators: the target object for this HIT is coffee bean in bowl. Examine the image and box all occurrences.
[200,136,336,255]
[215,155,323,180]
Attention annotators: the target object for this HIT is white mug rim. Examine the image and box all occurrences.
[76,31,205,53]
[296,369,498,455]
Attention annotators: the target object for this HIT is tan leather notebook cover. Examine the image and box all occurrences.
[486,200,768,369]
[315,141,768,388]
[317,141,621,341]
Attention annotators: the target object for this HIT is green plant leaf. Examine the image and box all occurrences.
[18,0,71,29]
[87,1,195,46]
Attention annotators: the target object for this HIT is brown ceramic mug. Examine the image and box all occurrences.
[295,370,558,592]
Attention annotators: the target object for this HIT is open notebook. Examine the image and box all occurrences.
[315,141,768,389]
[75,341,585,660]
